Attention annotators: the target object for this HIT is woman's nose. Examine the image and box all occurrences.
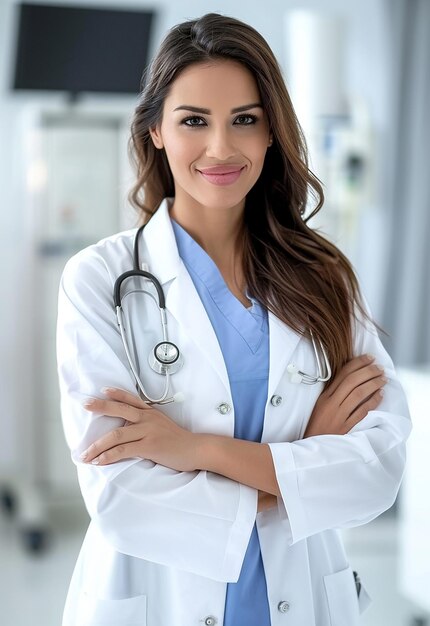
[205,129,237,160]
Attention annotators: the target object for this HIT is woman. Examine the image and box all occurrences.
[57,13,411,626]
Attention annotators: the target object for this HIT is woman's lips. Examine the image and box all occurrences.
[197,166,246,186]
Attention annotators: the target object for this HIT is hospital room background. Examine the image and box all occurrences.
[0,0,428,624]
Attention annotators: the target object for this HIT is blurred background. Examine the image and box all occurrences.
[0,0,428,624]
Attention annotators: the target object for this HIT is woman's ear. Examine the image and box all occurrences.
[149,125,164,149]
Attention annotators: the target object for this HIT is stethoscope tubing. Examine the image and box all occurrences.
[116,304,171,405]
[114,269,166,309]
[113,225,177,404]
[286,329,331,384]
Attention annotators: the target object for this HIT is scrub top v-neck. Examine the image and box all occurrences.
[171,217,271,626]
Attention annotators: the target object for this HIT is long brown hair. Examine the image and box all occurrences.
[127,12,369,384]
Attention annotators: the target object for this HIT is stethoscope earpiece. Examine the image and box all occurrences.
[287,363,303,384]
[286,330,332,385]
[172,391,185,403]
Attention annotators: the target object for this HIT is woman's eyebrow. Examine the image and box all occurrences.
[173,103,263,114]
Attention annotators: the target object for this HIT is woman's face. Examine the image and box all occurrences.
[149,59,272,214]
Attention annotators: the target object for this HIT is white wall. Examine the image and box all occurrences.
[0,0,391,471]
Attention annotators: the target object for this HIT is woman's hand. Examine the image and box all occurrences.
[303,354,387,438]
[258,355,386,510]
[80,388,200,472]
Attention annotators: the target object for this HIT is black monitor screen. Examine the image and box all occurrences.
[12,3,155,95]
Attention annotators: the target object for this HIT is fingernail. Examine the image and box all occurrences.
[82,398,95,408]
[376,364,385,371]
[381,375,388,383]
[366,354,375,361]
[80,451,88,461]
[379,389,385,396]
[91,458,100,465]
[101,387,115,394]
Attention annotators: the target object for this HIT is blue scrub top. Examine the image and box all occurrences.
[171,217,271,626]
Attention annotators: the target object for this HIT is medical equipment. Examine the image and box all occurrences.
[114,224,184,405]
[287,329,332,384]
[114,224,331,399]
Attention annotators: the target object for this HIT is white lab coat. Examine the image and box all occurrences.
[57,197,411,626]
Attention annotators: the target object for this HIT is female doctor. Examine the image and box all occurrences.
[57,12,411,626]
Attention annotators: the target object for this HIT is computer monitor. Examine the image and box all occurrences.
[12,3,155,96]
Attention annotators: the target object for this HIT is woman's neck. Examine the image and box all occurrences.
[169,196,249,303]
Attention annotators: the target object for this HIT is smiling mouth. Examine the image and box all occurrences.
[197,166,246,186]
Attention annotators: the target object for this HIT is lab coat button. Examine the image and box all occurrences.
[270,394,283,407]
[202,617,217,625]
[278,601,290,613]
[216,402,231,415]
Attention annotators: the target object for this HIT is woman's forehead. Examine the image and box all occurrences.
[165,61,261,110]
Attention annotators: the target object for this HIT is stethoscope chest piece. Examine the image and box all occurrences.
[149,341,184,375]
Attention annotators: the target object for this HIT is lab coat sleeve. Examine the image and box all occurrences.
[268,297,412,544]
[56,246,257,583]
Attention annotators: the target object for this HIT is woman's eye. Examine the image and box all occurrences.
[182,116,205,127]
[235,114,258,125]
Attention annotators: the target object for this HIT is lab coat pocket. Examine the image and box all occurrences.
[76,591,147,625]
[324,565,360,626]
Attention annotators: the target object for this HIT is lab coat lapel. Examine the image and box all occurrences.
[141,197,182,285]
[267,311,303,398]
[141,197,230,391]
[166,265,230,392]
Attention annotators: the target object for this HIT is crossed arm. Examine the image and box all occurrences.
[80,354,387,509]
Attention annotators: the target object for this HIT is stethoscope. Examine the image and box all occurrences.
[114,223,184,405]
[114,224,332,405]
